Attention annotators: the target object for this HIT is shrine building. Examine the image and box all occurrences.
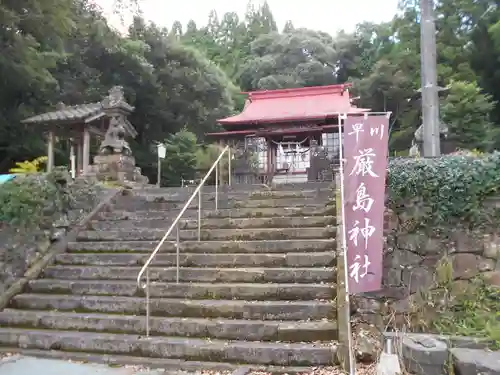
[207,84,370,184]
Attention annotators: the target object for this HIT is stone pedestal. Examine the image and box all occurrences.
[416,136,456,156]
[88,154,148,185]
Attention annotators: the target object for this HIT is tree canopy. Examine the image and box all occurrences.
[1,0,500,184]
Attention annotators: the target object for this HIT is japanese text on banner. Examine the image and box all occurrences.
[342,114,390,294]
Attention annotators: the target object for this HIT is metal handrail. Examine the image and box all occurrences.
[136,145,231,336]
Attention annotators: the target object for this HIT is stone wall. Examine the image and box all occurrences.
[0,175,110,295]
[353,198,500,328]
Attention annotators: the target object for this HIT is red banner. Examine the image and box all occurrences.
[342,114,390,294]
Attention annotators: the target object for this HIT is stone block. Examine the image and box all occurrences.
[451,230,485,254]
[483,270,500,287]
[484,234,500,260]
[384,208,399,233]
[353,323,382,363]
[401,266,433,293]
[444,335,496,349]
[397,233,443,256]
[450,253,479,279]
[451,348,500,375]
[385,249,422,268]
[383,268,403,286]
[450,280,473,296]
[401,334,448,375]
[451,253,495,280]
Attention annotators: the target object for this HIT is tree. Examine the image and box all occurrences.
[207,10,221,41]
[238,29,338,91]
[195,143,230,183]
[185,20,198,38]
[160,129,198,186]
[0,0,76,169]
[469,1,500,123]
[104,18,235,178]
[441,81,496,151]
[170,21,183,39]
[283,20,295,33]
[4,0,500,181]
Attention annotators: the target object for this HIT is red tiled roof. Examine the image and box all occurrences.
[218,84,369,125]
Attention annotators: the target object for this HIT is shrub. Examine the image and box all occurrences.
[0,167,98,229]
[387,152,500,227]
[9,156,48,174]
[0,174,64,228]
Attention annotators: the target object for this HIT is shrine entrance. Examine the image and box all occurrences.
[240,131,340,184]
[208,84,369,184]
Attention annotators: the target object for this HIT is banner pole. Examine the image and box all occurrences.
[336,113,355,375]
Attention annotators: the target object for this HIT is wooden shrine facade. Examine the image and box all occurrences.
[22,87,137,177]
[208,84,370,184]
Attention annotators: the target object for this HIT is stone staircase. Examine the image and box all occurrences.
[0,182,339,372]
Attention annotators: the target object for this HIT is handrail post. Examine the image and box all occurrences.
[215,162,219,211]
[228,147,231,186]
[198,186,202,241]
[136,146,230,317]
[176,223,180,284]
[146,268,150,337]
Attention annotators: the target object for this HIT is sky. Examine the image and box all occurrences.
[96,0,400,36]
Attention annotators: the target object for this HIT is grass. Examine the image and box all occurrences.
[405,257,500,349]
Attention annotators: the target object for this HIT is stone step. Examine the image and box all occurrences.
[134,181,332,195]
[0,348,333,374]
[89,216,336,231]
[234,198,328,209]
[248,190,331,200]
[186,216,336,230]
[76,227,336,241]
[55,251,336,268]
[122,189,331,203]
[112,198,327,211]
[205,205,336,218]
[97,205,336,220]
[28,279,334,300]
[0,328,336,366]
[42,266,335,283]
[112,194,242,208]
[66,239,335,254]
[0,309,338,342]
[10,294,335,320]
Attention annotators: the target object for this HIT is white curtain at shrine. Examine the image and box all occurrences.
[276,141,310,172]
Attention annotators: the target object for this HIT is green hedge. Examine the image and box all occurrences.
[0,168,101,230]
[0,173,68,228]
[387,152,500,226]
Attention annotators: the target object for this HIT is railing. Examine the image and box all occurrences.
[136,145,232,336]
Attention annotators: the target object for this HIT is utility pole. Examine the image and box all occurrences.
[420,0,441,157]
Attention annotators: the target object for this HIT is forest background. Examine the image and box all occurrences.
[2,0,500,184]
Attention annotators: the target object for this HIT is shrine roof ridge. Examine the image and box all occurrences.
[22,86,135,126]
[244,83,352,101]
[22,102,103,124]
[21,101,138,138]
[217,83,369,126]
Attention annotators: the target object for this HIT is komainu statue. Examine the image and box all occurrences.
[98,117,132,156]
